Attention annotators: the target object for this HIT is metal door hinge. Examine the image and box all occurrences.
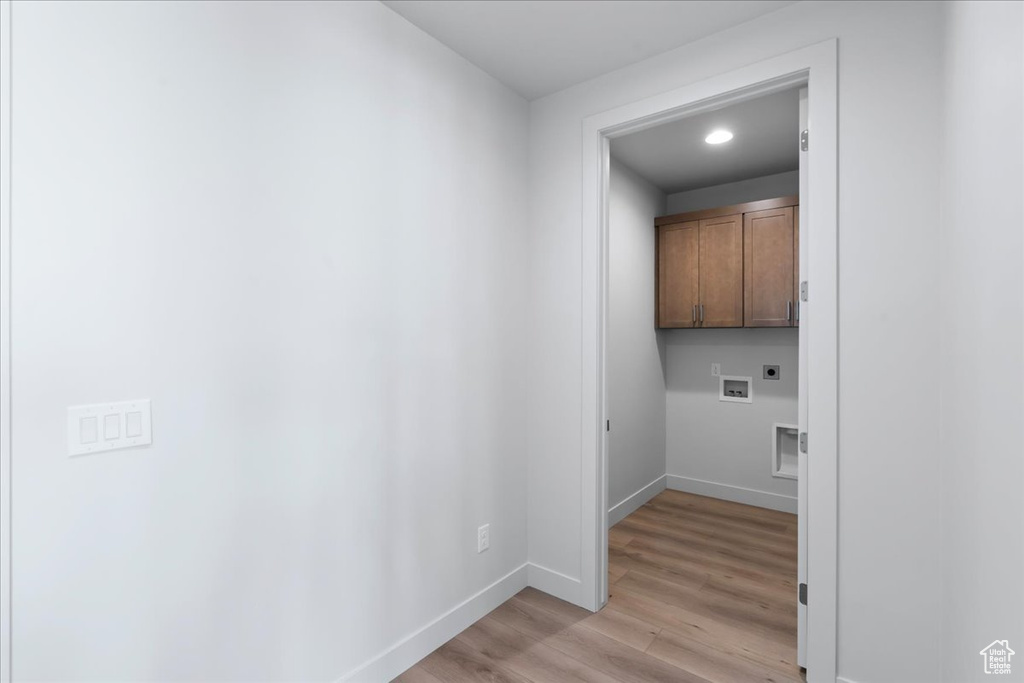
[800,281,808,302]
[799,432,808,453]
[800,129,809,152]
[799,583,808,605]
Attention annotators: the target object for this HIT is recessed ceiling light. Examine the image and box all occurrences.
[705,129,734,145]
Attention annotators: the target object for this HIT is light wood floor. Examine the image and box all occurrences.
[395,489,802,683]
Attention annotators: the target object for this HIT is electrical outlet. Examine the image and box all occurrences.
[711,363,721,377]
[477,524,490,553]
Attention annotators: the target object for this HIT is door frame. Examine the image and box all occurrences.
[580,40,838,682]
[1,2,13,680]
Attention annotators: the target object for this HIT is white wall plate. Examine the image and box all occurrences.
[67,399,152,457]
[719,375,753,403]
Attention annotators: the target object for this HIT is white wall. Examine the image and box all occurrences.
[664,329,797,511]
[607,159,666,517]
[527,2,945,681]
[10,2,529,680]
[663,173,800,512]
[665,170,799,214]
[608,161,800,518]
[939,2,1024,680]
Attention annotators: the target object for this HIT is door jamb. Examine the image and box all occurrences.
[580,39,838,683]
[1,2,13,680]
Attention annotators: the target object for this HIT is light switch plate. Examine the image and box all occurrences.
[68,399,152,457]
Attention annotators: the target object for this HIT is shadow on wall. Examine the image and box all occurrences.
[663,326,798,500]
[661,327,798,400]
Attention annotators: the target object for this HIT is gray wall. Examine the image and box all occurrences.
[939,2,1023,680]
[609,160,798,517]
[664,329,798,509]
[666,170,798,214]
[662,170,800,511]
[607,159,666,513]
[9,2,530,680]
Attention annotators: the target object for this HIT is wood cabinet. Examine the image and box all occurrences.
[698,214,744,328]
[744,206,797,327]
[655,196,798,329]
[656,214,743,328]
[656,221,699,327]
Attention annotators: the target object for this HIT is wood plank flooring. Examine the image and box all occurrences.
[395,490,802,683]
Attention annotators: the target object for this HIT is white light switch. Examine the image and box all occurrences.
[125,411,142,438]
[68,400,152,457]
[79,417,98,444]
[103,414,120,440]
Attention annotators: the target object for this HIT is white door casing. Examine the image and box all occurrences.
[797,84,809,669]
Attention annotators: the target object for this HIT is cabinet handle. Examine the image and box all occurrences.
[700,304,704,323]
[796,300,800,323]
[787,300,792,322]
[692,305,696,324]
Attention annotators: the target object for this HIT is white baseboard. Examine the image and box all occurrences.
[339,563,528,682]
[836,677,860,683]
[665,474,797,514]
[527,562,582,606]
[608,474,667,527]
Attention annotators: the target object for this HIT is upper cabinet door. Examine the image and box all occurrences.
[793,207,800,327]
[744,206,796,327]
[698,214,744,328]
[657,221,699,328]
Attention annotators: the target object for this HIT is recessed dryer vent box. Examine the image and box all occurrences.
[719,375,752,403]
[773,422,799,479]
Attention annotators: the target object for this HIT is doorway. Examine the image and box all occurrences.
[607,81,804,672]
[580,40,837,682]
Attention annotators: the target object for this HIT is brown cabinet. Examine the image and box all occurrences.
[698,214,744,328]
[656,214,743,328]
[655,221,699,327]
[655,196,798,329]
[744,206,797,327]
